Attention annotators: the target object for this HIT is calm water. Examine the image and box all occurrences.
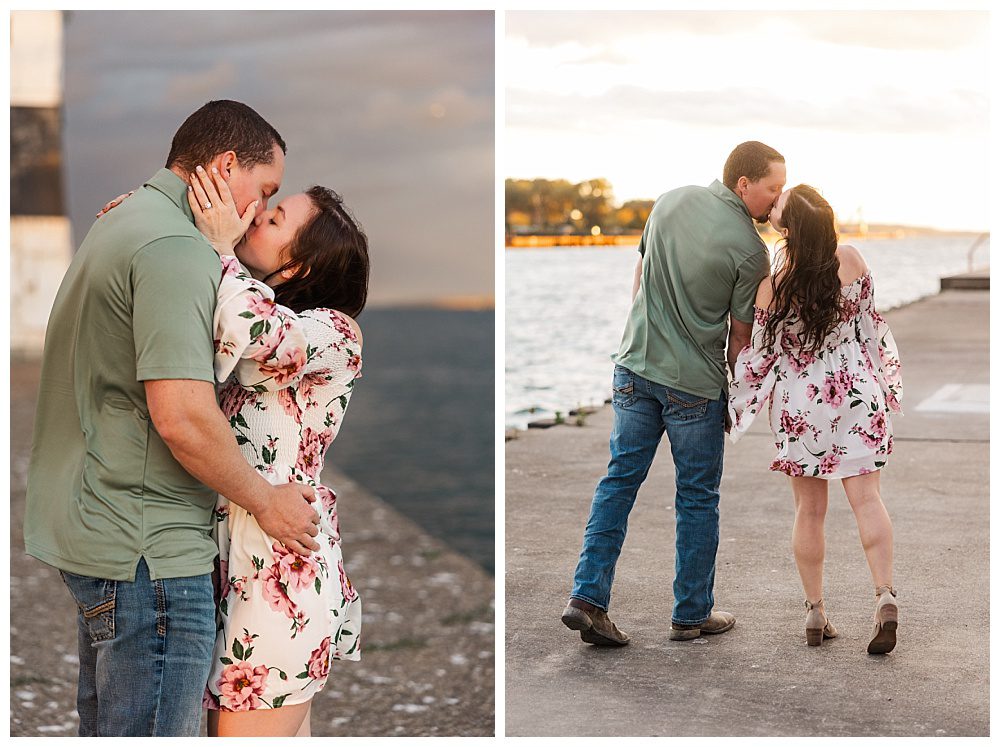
[324,308,495,573]
[506,235,987,428]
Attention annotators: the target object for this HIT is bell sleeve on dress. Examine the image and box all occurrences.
[728,305,782,443]
[212,255,308,391]
[862,306,903,414]
[299,308,364,396]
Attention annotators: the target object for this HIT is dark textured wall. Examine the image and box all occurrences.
[10,106,65,216]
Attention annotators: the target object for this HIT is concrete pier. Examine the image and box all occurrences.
[505,289,988,737]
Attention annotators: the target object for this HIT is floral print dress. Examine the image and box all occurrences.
[203,256,363,712]
[729,271,903,479]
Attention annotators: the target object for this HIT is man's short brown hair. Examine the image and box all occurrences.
[166,100,286,173]
[723,141,784,190]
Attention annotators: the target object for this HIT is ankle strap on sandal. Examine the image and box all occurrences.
[804,599,824,610]
[875,585,897,597]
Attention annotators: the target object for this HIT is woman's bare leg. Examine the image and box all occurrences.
[293,702,312,737]
[841,471,894,588]
[790,476,830,602]
[208,699,312,737]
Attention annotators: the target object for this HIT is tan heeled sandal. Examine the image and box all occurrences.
[867,585,898,654]
[804,599,839,646]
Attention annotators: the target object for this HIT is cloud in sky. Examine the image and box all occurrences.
[506,10,987,53]
[509,84,986,136]
[505,10,989,231]
[63,10,494,305]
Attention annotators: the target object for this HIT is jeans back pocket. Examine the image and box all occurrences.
[60,571,116,642]
[665,388,709,421]
[611,366,637,408]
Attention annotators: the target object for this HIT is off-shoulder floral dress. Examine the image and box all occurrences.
[729,271,903,479]
[203,256,363,712]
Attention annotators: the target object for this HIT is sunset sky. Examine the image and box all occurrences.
[506,11,989,232]
[63,11,494,306]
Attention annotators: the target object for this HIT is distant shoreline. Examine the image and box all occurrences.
[506,227,986,249]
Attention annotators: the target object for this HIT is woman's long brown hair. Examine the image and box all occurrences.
[267,186,370,319]
[762,184,842,355]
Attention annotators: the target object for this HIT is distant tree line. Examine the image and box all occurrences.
[505,177,654,236]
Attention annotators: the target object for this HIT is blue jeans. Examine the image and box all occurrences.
[571,364,727,625]
[60,557,215,736]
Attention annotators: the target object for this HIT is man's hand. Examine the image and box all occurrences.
[253,483,321,556]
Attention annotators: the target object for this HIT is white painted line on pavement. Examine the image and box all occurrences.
[914,383,989,414]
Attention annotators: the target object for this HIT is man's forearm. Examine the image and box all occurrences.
[148,380,269,514]
[158,406,269,514]
[727,332,749,376]
[632,257,642,301]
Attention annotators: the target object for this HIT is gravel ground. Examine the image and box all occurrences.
[10,358,495,737]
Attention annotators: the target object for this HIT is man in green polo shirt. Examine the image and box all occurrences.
[24,100,322,737]
[561,142,786,647]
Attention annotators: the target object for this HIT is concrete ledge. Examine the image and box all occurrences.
[941,268,989,291]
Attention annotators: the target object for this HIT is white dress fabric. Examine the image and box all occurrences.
[728,271,903,479]
[204,256,363,712]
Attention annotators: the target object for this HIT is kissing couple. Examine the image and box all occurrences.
[25,100,370,736]
[562,141,903,656]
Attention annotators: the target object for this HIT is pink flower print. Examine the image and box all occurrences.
[203,688,218,710]
[859,273,872,300]
[338,559,359,602]
[858,466,873,475]
[307,637,332,680]
[298,373,325,410]
[316,486,341,542]
[787,346,816,374]
[231,576,248,600]
[246,293,277,319]
[819,452,841,475]
[217,661,269,711]
[779,410,809,438]
[840,298,860,322]
[821,375,847,408]
[347,353,362,374]
[271,541,319,593]
[240,630,257,647]
[259,565,297,620]
[259,347,307,387]
[869,410,887,439]
[771,458,805,477]
[220,255,242,278]
[220,383,257,419]
[250,325,287,363]
[277,387,303,424]
[296,428,333,479]
[743,354,776,385]
[806,384,819,401]
[330,311,359,342]
[835,370,855,392]
[885,391,901,412]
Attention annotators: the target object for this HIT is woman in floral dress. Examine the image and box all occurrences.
[729,185,903,655]
[188,169,369,735]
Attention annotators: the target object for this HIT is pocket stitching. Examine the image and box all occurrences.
[667,392,709,408]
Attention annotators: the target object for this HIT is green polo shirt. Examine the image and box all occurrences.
[24,169,223,581]
[613,180,770,399]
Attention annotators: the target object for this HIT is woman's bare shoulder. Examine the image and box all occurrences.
[754,275,775,308]
[836,244,869,281]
